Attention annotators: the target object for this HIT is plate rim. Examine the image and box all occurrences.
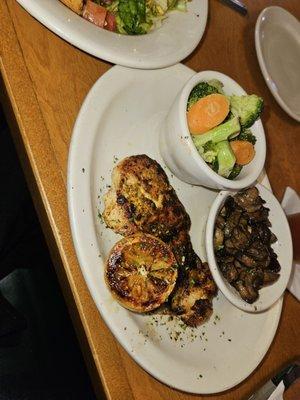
[255,6,300,122]
[67,63,283,394]
[16,0,208,69]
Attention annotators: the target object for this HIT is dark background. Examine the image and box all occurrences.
[0,105,96,400]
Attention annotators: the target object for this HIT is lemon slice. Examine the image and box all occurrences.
[105,233,178,312]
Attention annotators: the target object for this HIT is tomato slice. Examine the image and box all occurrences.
[105,11,117,32]
[83,0,107,28]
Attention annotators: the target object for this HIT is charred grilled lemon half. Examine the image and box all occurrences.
[105,233,178,313]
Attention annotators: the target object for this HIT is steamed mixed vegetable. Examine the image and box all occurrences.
[187,80,263,179]
[81,0,189,34]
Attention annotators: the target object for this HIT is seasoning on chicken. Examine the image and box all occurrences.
[171,261,216,327]
[103,155,216,326]
[103,155,191,240]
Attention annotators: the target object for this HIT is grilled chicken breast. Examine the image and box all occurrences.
[103,155,216,326]
[103,155,190,240]
[171,261,216,327]
[106,233,178,313]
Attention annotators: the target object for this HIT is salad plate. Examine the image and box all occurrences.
[16,0,208,69]
[255,6,300,121]
[68,63,282,394]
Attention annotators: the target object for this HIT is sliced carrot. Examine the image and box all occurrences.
[187,94,230,135]
[230,140,255,165]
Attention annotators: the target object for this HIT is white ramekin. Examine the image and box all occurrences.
[205,183,293,312]
[159,70,266,190]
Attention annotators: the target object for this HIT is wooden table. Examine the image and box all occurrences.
[0,0,299,399]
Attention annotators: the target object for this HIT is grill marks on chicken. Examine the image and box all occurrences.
[171,261,216,326]
[103,155,216,326]
[103,155,190,239]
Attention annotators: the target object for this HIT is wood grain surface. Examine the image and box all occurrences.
[0,1,299,399]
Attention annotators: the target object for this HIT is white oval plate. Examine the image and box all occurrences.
[16,0,207,69]
[68,64,282,394]
[255,6,300,121]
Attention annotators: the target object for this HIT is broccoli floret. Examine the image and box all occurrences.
[230,94,264,128]
[192,118,240,178]
[194,135,238,178]
[187,82,219,110]
[192,116,240,149]
[207,79,224,94]
[215,141,236,178]
[198,141,218,163]
[118,0,149,34]
[203,140,216,153]
[233,128,256,145]
[187,80,225,110]
[228,164,242,180]
[211,158,219,173]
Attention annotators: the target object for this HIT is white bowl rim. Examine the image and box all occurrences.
[205,183,293,313]
[178,70,266,189]
[255,6,300,122]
